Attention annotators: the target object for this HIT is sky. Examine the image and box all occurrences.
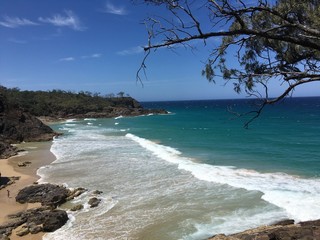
[0,0,319,102]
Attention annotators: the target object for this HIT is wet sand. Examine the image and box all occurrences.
[0,141,56,240]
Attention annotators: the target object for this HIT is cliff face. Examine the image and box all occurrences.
[0,94,56,158]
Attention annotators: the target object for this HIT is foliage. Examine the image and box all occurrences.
[0,86,138,117]
[136,0,320,127]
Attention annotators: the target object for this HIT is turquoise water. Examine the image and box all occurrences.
[123,97,320,177]
[38,97,320,240]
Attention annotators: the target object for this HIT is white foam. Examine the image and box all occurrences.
[126,133,320,222]
[84,118,96,121]
[114,115,123,119]
[183,206,287,240]
[65,119,77,123]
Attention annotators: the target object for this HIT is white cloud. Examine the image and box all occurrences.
[81,53,102,59]
[39,10,85,31]
[117,46,144,56]
[103,2,128,15]
[0,16,38,28]
[59,57,75,62]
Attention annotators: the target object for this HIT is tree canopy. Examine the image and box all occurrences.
[137,0,320,126]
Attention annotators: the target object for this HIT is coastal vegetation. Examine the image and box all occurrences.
[138,0,320,125]
[0,86,142,118]
[0,85,166,158]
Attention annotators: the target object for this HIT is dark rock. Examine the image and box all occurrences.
[17,162,27,167]
[5,207,68,234]
[70,204,84,211]
[66,187,87,201]
[88,197,101,208]
[42,210,68,232]
[0,142,17,159]
[0,234,10,240]
[28,224,42,234]
[15,184,70,207]
[0,93,57,158]
[271,219,295,226]
[92,190,103,195]
[0,176,10,187]
[208,219,320,240]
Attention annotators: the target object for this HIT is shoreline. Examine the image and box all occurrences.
[0,141,56,240]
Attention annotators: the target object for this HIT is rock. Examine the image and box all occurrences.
[0,234,10,240]
[15,184,70,207]
[15,225,29,237]
[0,93,57,159]
[28,224,42,234]
[0,142,17,159]
[42,210,68,232]
[0,225,14,237]
[88,197,101,208]
[67,187,87,201]
[17,162,27,167]
[92,190,103,195]
[70,204,84,211]
[271,219,295,226]
[208,219,320,240]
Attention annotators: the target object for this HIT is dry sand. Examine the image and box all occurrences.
[0,141,56,240]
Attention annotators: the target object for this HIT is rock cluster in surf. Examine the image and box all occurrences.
[0,183,102,239]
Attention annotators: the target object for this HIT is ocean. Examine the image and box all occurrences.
[38,97,320,240]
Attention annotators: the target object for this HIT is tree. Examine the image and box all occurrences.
[117,91,125,98]
[137,0,320,127]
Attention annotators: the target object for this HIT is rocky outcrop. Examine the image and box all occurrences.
[0,184,88,239]
[0,207,68,238]
[0,107,56,143]
[15,184,70,207]
[0,142,17,159]
[208,219,320,240]
[0,93,57,158]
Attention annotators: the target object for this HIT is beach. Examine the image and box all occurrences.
[0,141,56,240]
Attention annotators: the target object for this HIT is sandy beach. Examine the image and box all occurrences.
[0,141,56,240]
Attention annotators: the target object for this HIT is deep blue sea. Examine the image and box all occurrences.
[38,97,320,240]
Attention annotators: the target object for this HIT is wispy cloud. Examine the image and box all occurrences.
[0,16,38,28]
[8,38,27,44]
[39,10,85,31]
[59,53,102,62]
[117,46,144,56]
[59,57,75,62]
[81,53,102,59]
[103,1,128,15]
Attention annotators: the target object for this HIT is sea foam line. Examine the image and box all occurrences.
[126,133,320,222]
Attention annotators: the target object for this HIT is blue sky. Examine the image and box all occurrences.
[0,0,318,101]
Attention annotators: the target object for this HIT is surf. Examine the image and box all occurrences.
[126,133,320,221]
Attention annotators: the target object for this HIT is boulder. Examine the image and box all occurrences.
[28,224,42,234]
[42,210,68,232]
[92,190,103,195]
[66,187,87,201]
[15,184,70,207]
[70,204,84,211]
[88,197,101,208]
[15,225,30,237]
